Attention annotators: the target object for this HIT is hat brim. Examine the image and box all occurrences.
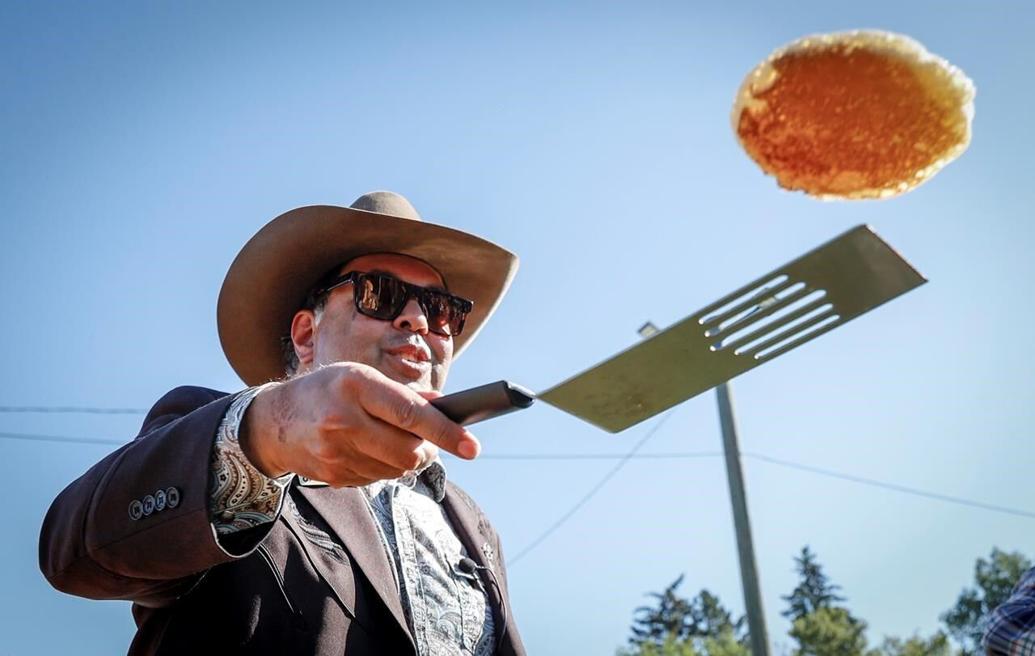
[218,205,518,385]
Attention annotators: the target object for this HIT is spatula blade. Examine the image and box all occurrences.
[538,225,926,433]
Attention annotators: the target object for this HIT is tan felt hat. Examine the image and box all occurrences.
[218,191,518,385]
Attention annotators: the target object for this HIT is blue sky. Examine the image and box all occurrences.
[3,2,1034,654]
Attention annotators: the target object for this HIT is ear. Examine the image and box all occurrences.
[290,310,318,370]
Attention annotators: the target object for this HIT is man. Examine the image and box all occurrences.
[984,567,1035,655]
[39,191,526,655]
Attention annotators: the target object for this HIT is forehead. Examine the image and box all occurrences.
[341,253,446,288]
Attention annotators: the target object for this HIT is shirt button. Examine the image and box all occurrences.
[166,487,181,509]
[154,489,167,512]
[142,495,156,516]
[128,500,144,521]
[218,510,235,523]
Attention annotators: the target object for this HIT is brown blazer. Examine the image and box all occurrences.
[39,386,526,655]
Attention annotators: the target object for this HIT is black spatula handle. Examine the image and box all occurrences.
[431,380,536,426]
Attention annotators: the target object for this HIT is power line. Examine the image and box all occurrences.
[6,428,1033,522]
[0,431,125,446]
[497,448,1035,567]
[741,451,1035,520]
[481,451,723,461]
[485,449,1035,521]
[506,410,678,567]
[0,406,146,414]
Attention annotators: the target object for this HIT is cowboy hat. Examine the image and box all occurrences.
[218,191,518,385]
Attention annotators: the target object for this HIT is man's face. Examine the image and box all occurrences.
[299,253,454,392]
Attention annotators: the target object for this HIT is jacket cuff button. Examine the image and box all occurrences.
[128,500,144,521]
[154,488,167,511]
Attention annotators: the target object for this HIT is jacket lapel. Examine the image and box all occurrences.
[441,485,507,624]
[442,486,526,655]
[293,484,413,644]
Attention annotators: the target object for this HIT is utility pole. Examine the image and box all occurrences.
[637,322,770,656]
[716,382,769,656]
[623,227,927,655]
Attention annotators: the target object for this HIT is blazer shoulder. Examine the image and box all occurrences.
[139,385,231,436]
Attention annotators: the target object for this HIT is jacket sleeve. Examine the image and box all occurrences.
[38,385,250,607]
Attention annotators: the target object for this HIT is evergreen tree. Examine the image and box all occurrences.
[788,607,869,656]
[783,546,847,621]
[623,577,748,656]
[687,589,743,640]
[700,629,751,656]
[630,575,695,648]
[876,632,955,656]
[619,634,701,656]
[621,545,1023,656]
[783,546,873,656]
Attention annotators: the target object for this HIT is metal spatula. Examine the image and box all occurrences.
[534,224,926,432]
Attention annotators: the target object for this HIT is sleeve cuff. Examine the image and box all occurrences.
[208,382,292,542]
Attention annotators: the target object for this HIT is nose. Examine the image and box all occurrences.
[393,296,429,335]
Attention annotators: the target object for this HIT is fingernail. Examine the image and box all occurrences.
[458,439,479,459]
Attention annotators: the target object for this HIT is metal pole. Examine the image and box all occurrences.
[716,381,770,656]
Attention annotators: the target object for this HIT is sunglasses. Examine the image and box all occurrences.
[313,271,474,337]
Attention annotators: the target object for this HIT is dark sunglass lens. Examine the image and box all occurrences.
[451,321,465,336]
[354,275,380,314]
[352,274,399,319]
[424,292,471,337]
[422,292,454,335]
[449,299,469,336]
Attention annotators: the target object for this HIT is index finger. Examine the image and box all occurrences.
[359,379,480,460]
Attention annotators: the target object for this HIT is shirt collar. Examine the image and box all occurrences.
[364,457,448,503]
[404,457,448,503]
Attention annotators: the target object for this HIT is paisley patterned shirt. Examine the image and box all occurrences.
[207,386,494,655]
[364,468,494,656]
[208,384,291,538]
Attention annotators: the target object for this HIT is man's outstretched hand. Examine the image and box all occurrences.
[239,362,480,487]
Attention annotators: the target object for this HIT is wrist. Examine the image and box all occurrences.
[239,383,290,479]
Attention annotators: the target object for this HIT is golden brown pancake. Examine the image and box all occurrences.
[732,30,975,200]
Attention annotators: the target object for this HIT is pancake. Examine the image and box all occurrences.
[732,30,975,200]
